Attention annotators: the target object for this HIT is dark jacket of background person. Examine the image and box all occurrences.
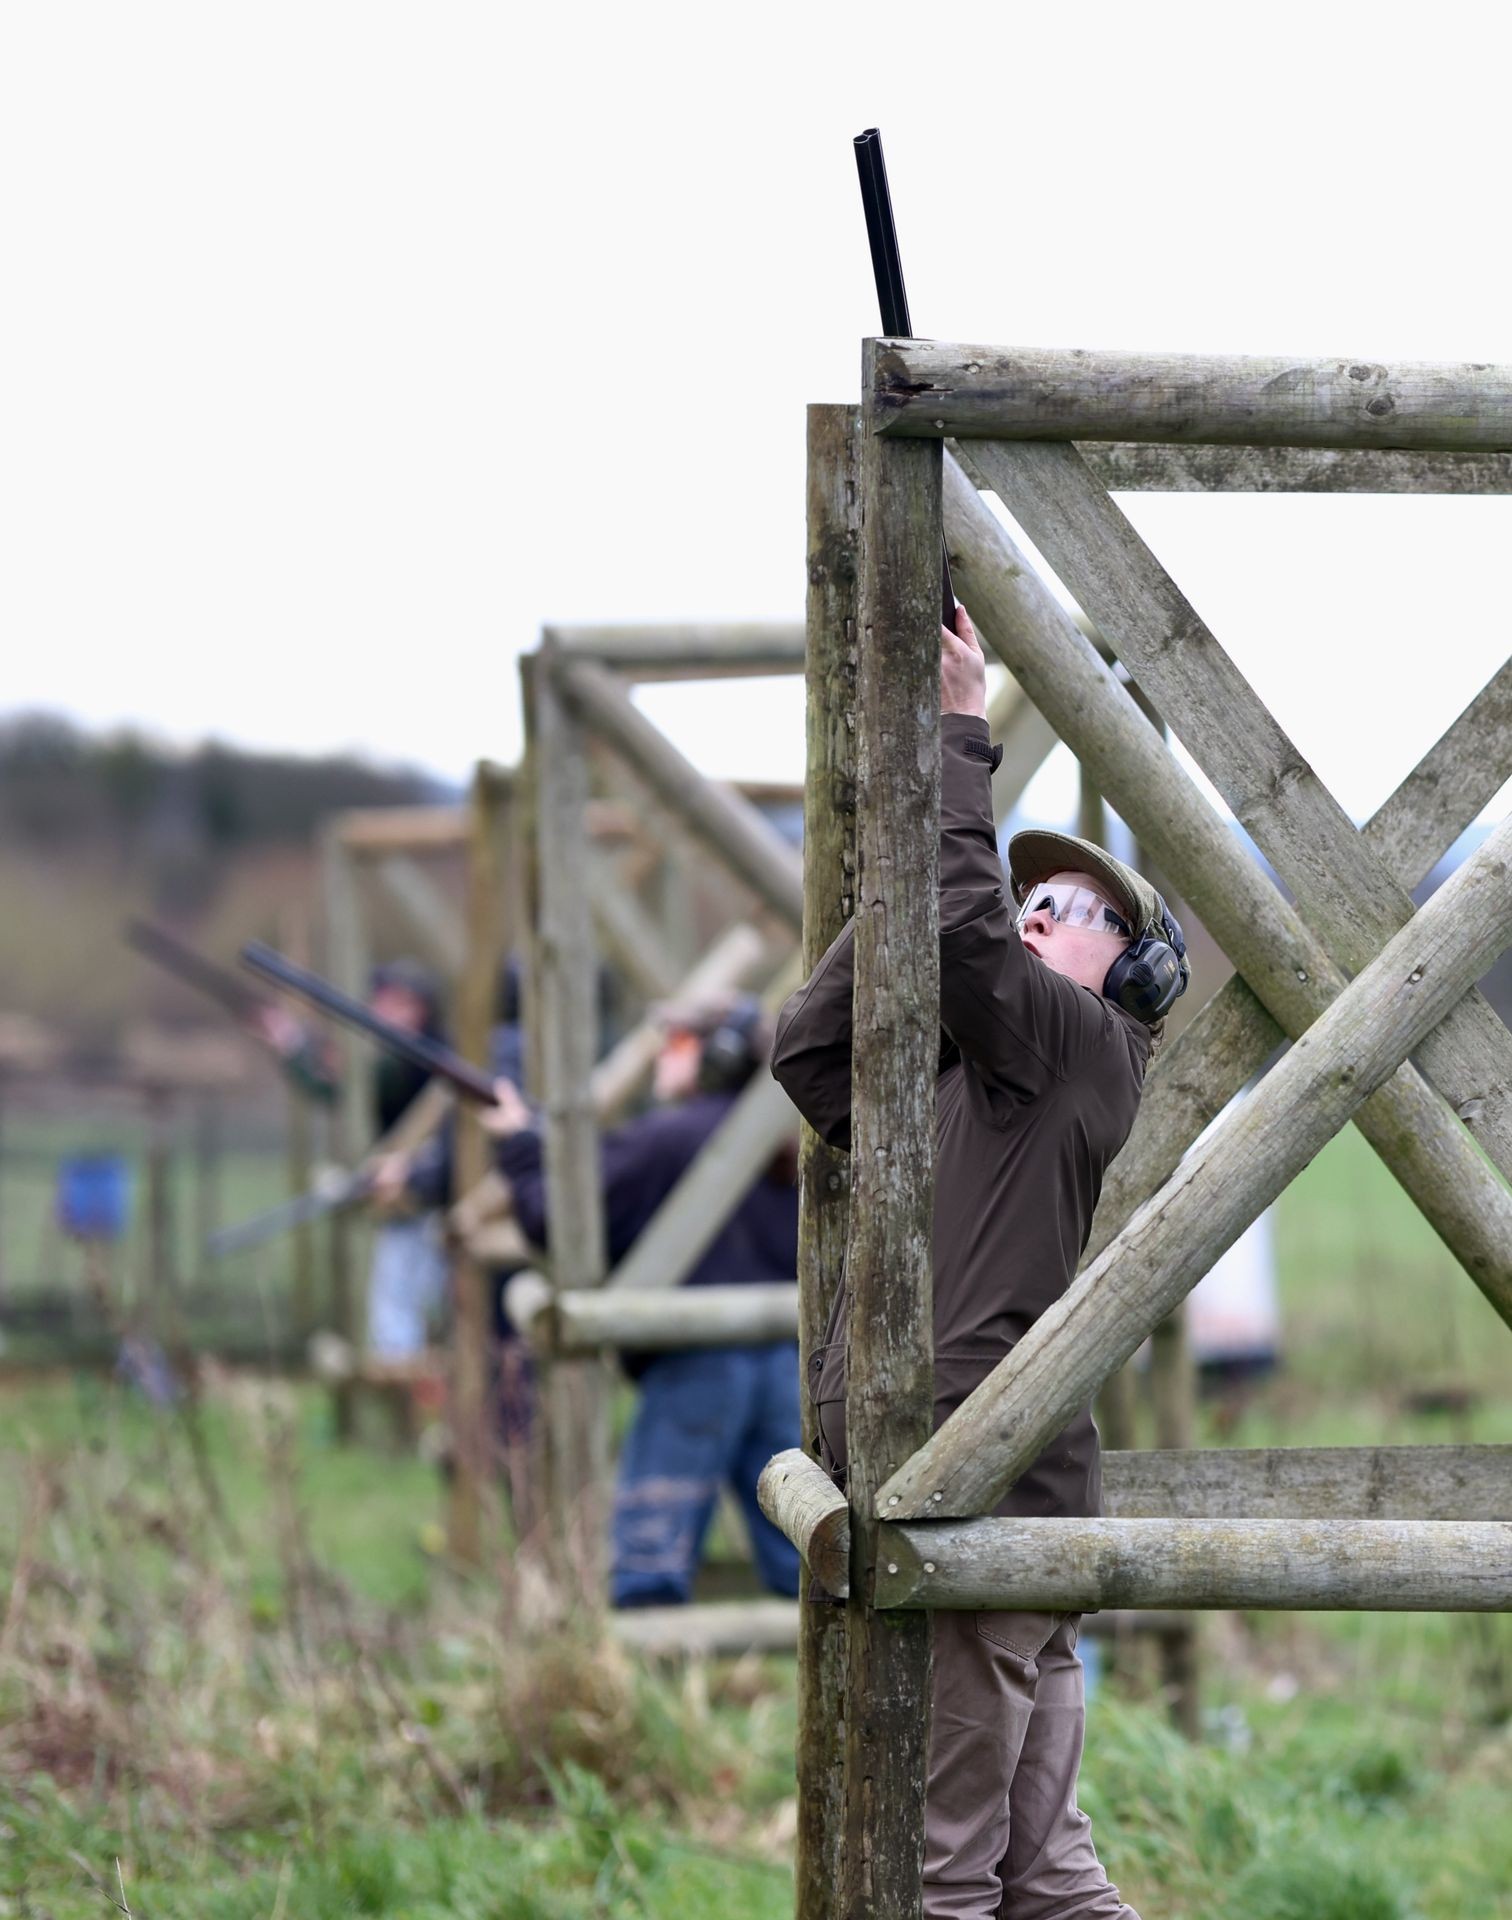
[493,1088,799,1327]
[404,1024,527,1212]
[770,712,1150,1520]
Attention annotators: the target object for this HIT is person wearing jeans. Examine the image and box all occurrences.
[487,996,801,1607]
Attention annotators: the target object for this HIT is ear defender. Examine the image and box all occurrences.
[1102,895,1190,1025]
[698,997,766,1093]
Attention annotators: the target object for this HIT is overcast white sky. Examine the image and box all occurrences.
[3,2,1509,832]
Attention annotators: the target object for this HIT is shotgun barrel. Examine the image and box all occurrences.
[240,941,499,1106]
[853,127,957,628]
[126,918,267,1021]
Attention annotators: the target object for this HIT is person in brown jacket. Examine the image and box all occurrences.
[772,606,1188,1920]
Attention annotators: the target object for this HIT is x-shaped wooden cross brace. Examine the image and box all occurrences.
[873,446,1512,1521]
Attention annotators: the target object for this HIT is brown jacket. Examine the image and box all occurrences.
[771,713,1151,1518]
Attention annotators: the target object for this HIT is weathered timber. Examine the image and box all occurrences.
[447,764,513,1563]
[320,823,369,1434]
[604,1072,798,1291]
[943,456,1512,1317]
[1367,657,1512,888]
[337,806,468,855]
[588,921,771,1124]
[374,856,467,977]
[549,623,806,680]
[872,1518,1512,1612]
[611,1599,803,1657]
[550,1283,798,1355]
[1149,1276,1199,1737]
[533,643,612,1587]
[759,1447,851,1598]
[798,401,859,1920]
[974,437,1512,1179]
[876,812,1512,1522]
[1079,443,1512,493]
[552,652,804,928]
[337,799,637,857]
[872,342,1512,449]
[1102,1445,1512,1521]
[1086,667,1512,1276]
[841,374,940,1920]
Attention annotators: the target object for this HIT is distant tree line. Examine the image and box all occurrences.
[0,712,443,850]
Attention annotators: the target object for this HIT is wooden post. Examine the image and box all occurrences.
[322,822,371,1436]
[192,1091,222,1287]
[533,643,612,1593]
[876,811,1512,1523]
[942,456,1512,1320]
[797,402,860,1920]
[1149,1306,1200,1736]
[841,360,942,1920]
[448,763,513,1563]
[142,1083,175,1324]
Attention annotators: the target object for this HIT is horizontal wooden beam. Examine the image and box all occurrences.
[757,1447,851,1597]
[1102,1445,1512,1522]
[611,1599,803,1656]
[872,1517,1512,1612]
[875,811,1512,1521]
[337,798,637,855]
[1078,443,1512,493]
[875,341,1512,450]
[509,1279,800,1354]
[546,623,805,680]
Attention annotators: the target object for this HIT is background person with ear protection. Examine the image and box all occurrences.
[772,605,1186,1920]
[483,995,803,1609]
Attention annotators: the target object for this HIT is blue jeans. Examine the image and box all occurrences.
[610,1342,802,1608]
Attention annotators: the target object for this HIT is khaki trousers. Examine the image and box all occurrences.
[926,1610,1140,1920]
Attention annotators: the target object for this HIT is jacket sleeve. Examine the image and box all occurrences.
[493,1111,690,1265]
[937,713,1112,1105]
[770,922,857,1150]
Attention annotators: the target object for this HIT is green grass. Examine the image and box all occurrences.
[3,1106,1512,1916]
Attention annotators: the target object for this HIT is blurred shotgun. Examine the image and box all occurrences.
[240,941,500,1106]
[853,127,957,629]
[207,1075,454,1257]
[125,918,339,1101]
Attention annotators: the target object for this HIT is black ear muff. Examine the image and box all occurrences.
[1102,896,1190,1025]
[698,997,765,1093]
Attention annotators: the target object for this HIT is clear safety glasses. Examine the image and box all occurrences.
[1013,881,1132,940]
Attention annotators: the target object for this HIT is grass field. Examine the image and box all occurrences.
[1,1123,1510,1917]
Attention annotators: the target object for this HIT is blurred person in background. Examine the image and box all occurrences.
[483,994,803,1608]
[363,958,451,1359]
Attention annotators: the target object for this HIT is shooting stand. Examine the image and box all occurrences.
[760,355,1512,1919]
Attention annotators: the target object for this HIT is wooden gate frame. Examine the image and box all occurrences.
[761,351,1512,1918]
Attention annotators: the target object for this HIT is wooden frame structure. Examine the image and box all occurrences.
[760,350,1512,1918]
[517,622,820,1616]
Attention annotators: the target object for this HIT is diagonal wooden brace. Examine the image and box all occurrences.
[943,462,1512,1319]
[875,809,1512,1521]
[1088,657,1512,1271]
[970,437,1512,1179]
